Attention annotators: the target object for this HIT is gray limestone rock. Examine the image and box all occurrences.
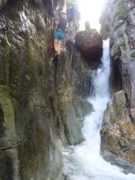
[101,90,135,164]
[0,0,93,179]
[101,0,135,166]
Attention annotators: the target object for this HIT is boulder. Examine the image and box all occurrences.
[75,29,103,67]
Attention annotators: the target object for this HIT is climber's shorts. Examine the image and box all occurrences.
[54,29,64,42]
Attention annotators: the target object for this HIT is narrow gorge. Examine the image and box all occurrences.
[0,0,135,180]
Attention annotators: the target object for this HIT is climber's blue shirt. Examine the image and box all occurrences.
[54,29,64,41]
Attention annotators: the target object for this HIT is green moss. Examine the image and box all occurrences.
[113,0,128,20]
[24,41,38,85]
[129,49,135,58]
[122,49,135,59]
[0,85,16,147]
[66,0,76,4]
[118,38,125,47]
[8,48,22,96]
[9,39,40,100]
[1,36,10,86]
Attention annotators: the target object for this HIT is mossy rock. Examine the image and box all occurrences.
[0,86,17,147]
[0,36,10,86]
[113,0,128,20]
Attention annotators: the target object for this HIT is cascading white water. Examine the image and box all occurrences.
[63,40,135,180]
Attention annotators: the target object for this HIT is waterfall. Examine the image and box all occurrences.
[63,40,135,180]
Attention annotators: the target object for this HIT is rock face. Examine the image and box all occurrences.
[101,90,135,164]
[100,0,135,166]
[75,29,103,68]
[0,0,94,179]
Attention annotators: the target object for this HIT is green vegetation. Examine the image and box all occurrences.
[66,0,76,4]
[1,37,10,86]
[113,0,128,20]
[129,49,135,58]
[119,38,125,46]
[122,49,135,59]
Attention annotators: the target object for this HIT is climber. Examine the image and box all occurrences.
[67,3,76,23]
[67,2,80,33]
[53,14,67,55]
[85,21,90,31]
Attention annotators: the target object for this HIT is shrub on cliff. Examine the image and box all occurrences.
[113,0,128,20]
